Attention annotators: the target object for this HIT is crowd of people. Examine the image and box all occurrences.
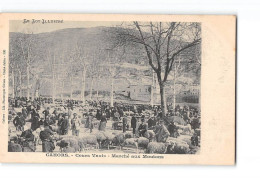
[8,97,201,153]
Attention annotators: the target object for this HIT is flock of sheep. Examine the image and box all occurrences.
[55,129,199,154]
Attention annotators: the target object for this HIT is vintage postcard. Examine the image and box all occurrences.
[0,13,236,165]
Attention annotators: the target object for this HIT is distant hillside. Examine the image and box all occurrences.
[9,26,200,97]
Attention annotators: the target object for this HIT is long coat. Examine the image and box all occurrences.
[131,117,137,128]
[60,118,70,135]
[13,116,25,128]
[138,123,148,137]
[31,116,40,131]
[99,116,107,131]
[156,125,170,142]
[40,128,55,152]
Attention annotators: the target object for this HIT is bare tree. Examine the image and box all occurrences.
[102,48,125,106]
[46,49,57,103]
[9,37,26,98]
[17,32,36,100]
[71,42,91,104]
[113,22,201,117]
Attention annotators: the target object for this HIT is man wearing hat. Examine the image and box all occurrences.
[42,107,50,120]
[20,125,35,152]
[131,113,137,136]
[71,113,81,136]
[39,125,55,152]
[147,116,156,129]
[21,105,27,119]
[31,115,40,131]
[155,120,170,142]
[60,113,70,135]
[85,112,94,133]
[138,117,148,137]
[98,113,107,131]
[13,112,26,131]
[168,121,179,138]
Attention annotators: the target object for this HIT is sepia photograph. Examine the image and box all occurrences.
[0,13,235,165]
[8,20,201,154]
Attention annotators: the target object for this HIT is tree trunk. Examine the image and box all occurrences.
[89,77,94,100]
[173,63,177,110]
[81,68,86,104]
[26,64,30,100]
[110,77,114,107]
[150,71,154,106]
[159,83,167,117]
[19,70,22,97]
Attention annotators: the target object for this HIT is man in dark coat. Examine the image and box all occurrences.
[168,122,179,138]
[44,114,56,127]
[31,115,40,131]
[131,114,137,136]
[20,127,35,152]
[99,113,107,131]
[42,107,50,120]
[60,114,70,135]
[85,113,94,133]
[138,118,148,137]
[39,126,55,152]
[147,117,156,129]
[96,109,102,120]
[26,103,33,116]
[13,112,25,131]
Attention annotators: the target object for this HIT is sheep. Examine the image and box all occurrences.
[8,142,22,152]
[63,146,76,153]
[123,138,138,153]
[173,142,190,154]
[177,124,192,135]
[124,132,133,139]
[146,142,168,154]
[92,131,107,148]
[79,134,99,150]
[76,138,85,151]
[137,137,150,149]
[56,136,80,152]
[145,130,155,142]
[112,133,125,150]
[101,131,116,150]
[165,137,190,154]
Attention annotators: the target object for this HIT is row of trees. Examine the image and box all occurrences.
[9,21,201,117]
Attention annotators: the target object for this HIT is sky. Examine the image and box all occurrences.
[9,20,122,34]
